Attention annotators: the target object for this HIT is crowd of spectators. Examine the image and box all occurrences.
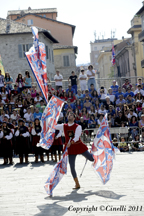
[0,66,144,165]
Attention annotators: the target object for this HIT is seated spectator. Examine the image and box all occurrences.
[91,90,99,102]
[64,99,75,113]
[113,138,118,147]
[123,104,129,117]
[34,93,43,104]
[0,95,5,105]
[31,85,37,98]
[78,69,87,92]
[66,84,75,95]
[115,111,127,127]
[131,135,141,151]
[11,85,18,96]
[84,97,92,111]
[68,71,77,94]
[122,79,132,91]
[33,107,42,120]
[126,94,135,108]
[107,88,115,104]
[138,114,144,128]
[115,87,125,100]
[7,104,13,115]
[83,89,91,100]
[74,108,81,123]
[104,96,113,110]
[107,114,115,127]
[60,91,68,101]
[88,105,97,117]
[136,78,144,90]
[94,100,100,111]
[81,107,89,121]
[107,105,116,117]
[110,80,119,95]
[15,73,25,93]
[136,100,142,112]
[75,99,83,111]
[127,108,137,120]
[22,88,28,99]
[97,86,107,95]
[0,86,8,102]
[116,94,126,107]
[97,114,104,127]
[88,114,97,128]
[79,117,88,130]
[138,106,144,118]
[118,137,129,152]
[67,91,76,103]
[89,84,96,95]
[24,107,33,123]
[136,92,143,104]
[98,88,107,104]
[10,109,20,121]
[115,104,123,116]
[98,104,107,115]
[129,116,139,140]
[140,128,144,145]
[124,87,134,99]
[76,90,84,100]
[5,72,13,91]
[57,86,64,99]
[134,84,144,96]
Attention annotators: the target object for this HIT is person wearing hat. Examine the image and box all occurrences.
[78,69,87,92]
[110,80,119,95]
[0,121,13,164]
[31,118,44,163]
[15,119,30,164]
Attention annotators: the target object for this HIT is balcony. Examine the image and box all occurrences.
[141,59,144,68]
[138,30,144,42]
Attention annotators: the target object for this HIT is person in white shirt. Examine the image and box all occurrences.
[86,65,96,90]
[127,109,137,120]
[34,93,43,104]
[54,70,63,90]
[134,85,144,96]
[78,69,87,92]
[24,107,33,122]
[10,110,19,121]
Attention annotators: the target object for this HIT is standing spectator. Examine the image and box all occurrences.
[0,69,5,91]
[86,65,96,90]
[78,69,87,92]
[54,70,63,90]
[5,72,13,91]
[110,80,119,95]
[68,71,77,94]
[24,71,33,89]
[15,73,25,93]
[122,79,132,91]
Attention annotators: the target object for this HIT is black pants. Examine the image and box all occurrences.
[68,151,94,178]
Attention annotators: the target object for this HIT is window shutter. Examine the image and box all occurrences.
[63,56,70,66]
[18,44,23,58]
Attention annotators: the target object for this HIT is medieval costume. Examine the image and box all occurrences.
[51,130,63,162]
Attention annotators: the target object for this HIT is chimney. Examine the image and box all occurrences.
[122,36,124,41]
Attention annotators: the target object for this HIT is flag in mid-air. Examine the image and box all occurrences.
[0,55,5,76]
[44,148,68,196]
[111,44,115,65]
[25,26,48,103]
[37,96,64,150]
[91,114,116,184]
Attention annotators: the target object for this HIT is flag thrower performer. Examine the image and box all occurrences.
[55,111,94,189]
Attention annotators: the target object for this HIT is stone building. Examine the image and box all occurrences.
[0,18,58,81]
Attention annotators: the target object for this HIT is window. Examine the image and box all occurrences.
[63,55,70,66]
[18,44,33,58]
[46,46,49,59]
[27,19,33,26]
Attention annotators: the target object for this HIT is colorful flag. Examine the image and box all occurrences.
[91,114,116,184]
[111,44,115,65]
[37,96,64,150]
[44,148,68,196]
[25,26,48,103]
[0,55,5,76]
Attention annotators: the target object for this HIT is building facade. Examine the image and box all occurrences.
[0,18,58,81]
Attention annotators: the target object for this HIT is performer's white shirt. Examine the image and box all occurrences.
[15,129,30,137]
[31,128,41,136]
[55,123,82,142]
[0,131,13,140]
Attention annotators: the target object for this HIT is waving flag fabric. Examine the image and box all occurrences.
[37,96,64,150]
[111,44,115,65]
[44,148,68,196]
[91,114,116,184]
[25,26,48,103]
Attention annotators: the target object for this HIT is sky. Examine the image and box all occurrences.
[0,0,143,65]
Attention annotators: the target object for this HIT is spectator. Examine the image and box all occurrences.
[97,114,104,127]
[10,109,20,121]
[74,108,81,123]
[15,73,25,93]
[107,88,115,104]
[11,85,18,96]
[88,105,97,117]
[0,87,8,102]
[97,86,107,95]
[127,108,137,120]
[24,107,33,123]
[98,87,107,104]
[94,100,100,111]
[115,111,127,127]
[89,84,96,95]
[135,78,144,90]
[136,92,143,103]
[126,95,135,108]
[138,106,144,118]
[124,87,134,98]
[107,105,116,117]
[66,84,75,95]
[34,93,43,104]
[134,84,144,96]
[54,70,63,90]
[5,72,13,91]
[24,70,33,89]
[67,91,76,103]
[83,89,91,100]
[84,97,92,111]
[107,114,115,127]
[113,138,118,147]
[57,86,64,99]
[98,104,107,115]
[129,116,139,140]
[76,90,84,100]
[78,69,87,92]
[68,71,77,94]
[138,114,144,128]
[118,137,129,152]
[0,69,5,91]
[115,87,125,100]
[88,114,97,128]
[81,108,89,121]
[86,65,96,90]
[33,107,42,120]
[122,79,132,91]
[116,95,126,107]
[136,100,142,112]
[47,83,55,100]
[104,96,113,110]
[110,80,119,95]
[75,99,83,111]
[79,117,88,130]
[131,135,141,151]
[31,85,37,98]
